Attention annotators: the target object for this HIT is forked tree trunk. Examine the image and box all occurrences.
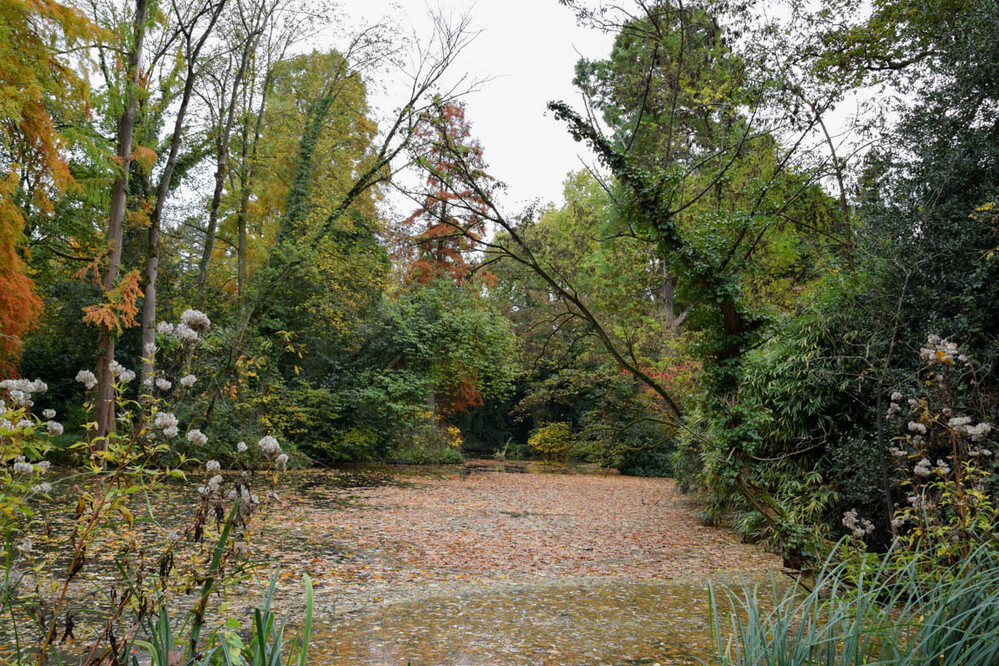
[141,0,227,385]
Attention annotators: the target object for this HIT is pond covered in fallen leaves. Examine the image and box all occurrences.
[14,463,784,664]
[314,577,774,665]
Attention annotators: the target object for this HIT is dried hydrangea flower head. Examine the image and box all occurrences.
[842,509,875,539]
[258,435,281,456]
[919,334,969,367]
[180,309,211,334]
[174,323,199,343]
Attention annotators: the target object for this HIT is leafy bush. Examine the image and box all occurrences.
[879,335,997,565]
[528,422,576,462]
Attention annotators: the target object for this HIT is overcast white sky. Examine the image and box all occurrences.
[331,0,615,210]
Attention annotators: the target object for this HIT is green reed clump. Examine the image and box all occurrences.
[711,542,999,665]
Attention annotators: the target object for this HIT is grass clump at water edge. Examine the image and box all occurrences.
[710,542,999,665]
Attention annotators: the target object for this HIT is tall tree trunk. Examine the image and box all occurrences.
[94,0,148,446]
[197,38,255,287]
[141,0,226,384]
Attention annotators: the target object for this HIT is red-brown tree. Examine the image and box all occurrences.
[401,102,494,286]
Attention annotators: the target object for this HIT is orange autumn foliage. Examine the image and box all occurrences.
[0,176,43,375]
[0,0,94,373]
[82,270,143,334]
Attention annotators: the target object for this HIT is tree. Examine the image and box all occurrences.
[193,14,482,431]
[410,0,841,558]
[401,102,493,286]
[0,0,92,374]
[87,0,150,442]
[139,0,228,384]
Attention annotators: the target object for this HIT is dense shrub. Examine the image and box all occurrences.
[528,422,576,462]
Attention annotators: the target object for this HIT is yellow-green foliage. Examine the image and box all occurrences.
[528,422,575,462]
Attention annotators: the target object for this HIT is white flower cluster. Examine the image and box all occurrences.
[258,435,281,456]
[0,379,47,407]
[236,441,247,453]
[156,310,211,346]
[919,334,968,366]
[914,458,933,477]
[12,456,34,474]
[908,421,927,435]
[886,391,906,418]
[842,509,875,539]
[76,369,98,389]
[154,411,179,438]
[109,360,136,384]
[948,417,992,442]
[180,374,197,388]
[143,342,157,357]
[934,458,951,476]
[175,324,199,343]
[43,409,55,419]
[187,429,208,447]
[155,377,172,391]
[257,435,290,469]
[181,309,211,334]
[46,421,63,436]
[889,446,908,459]
[206,460,221,473]
[32,482,52,494]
